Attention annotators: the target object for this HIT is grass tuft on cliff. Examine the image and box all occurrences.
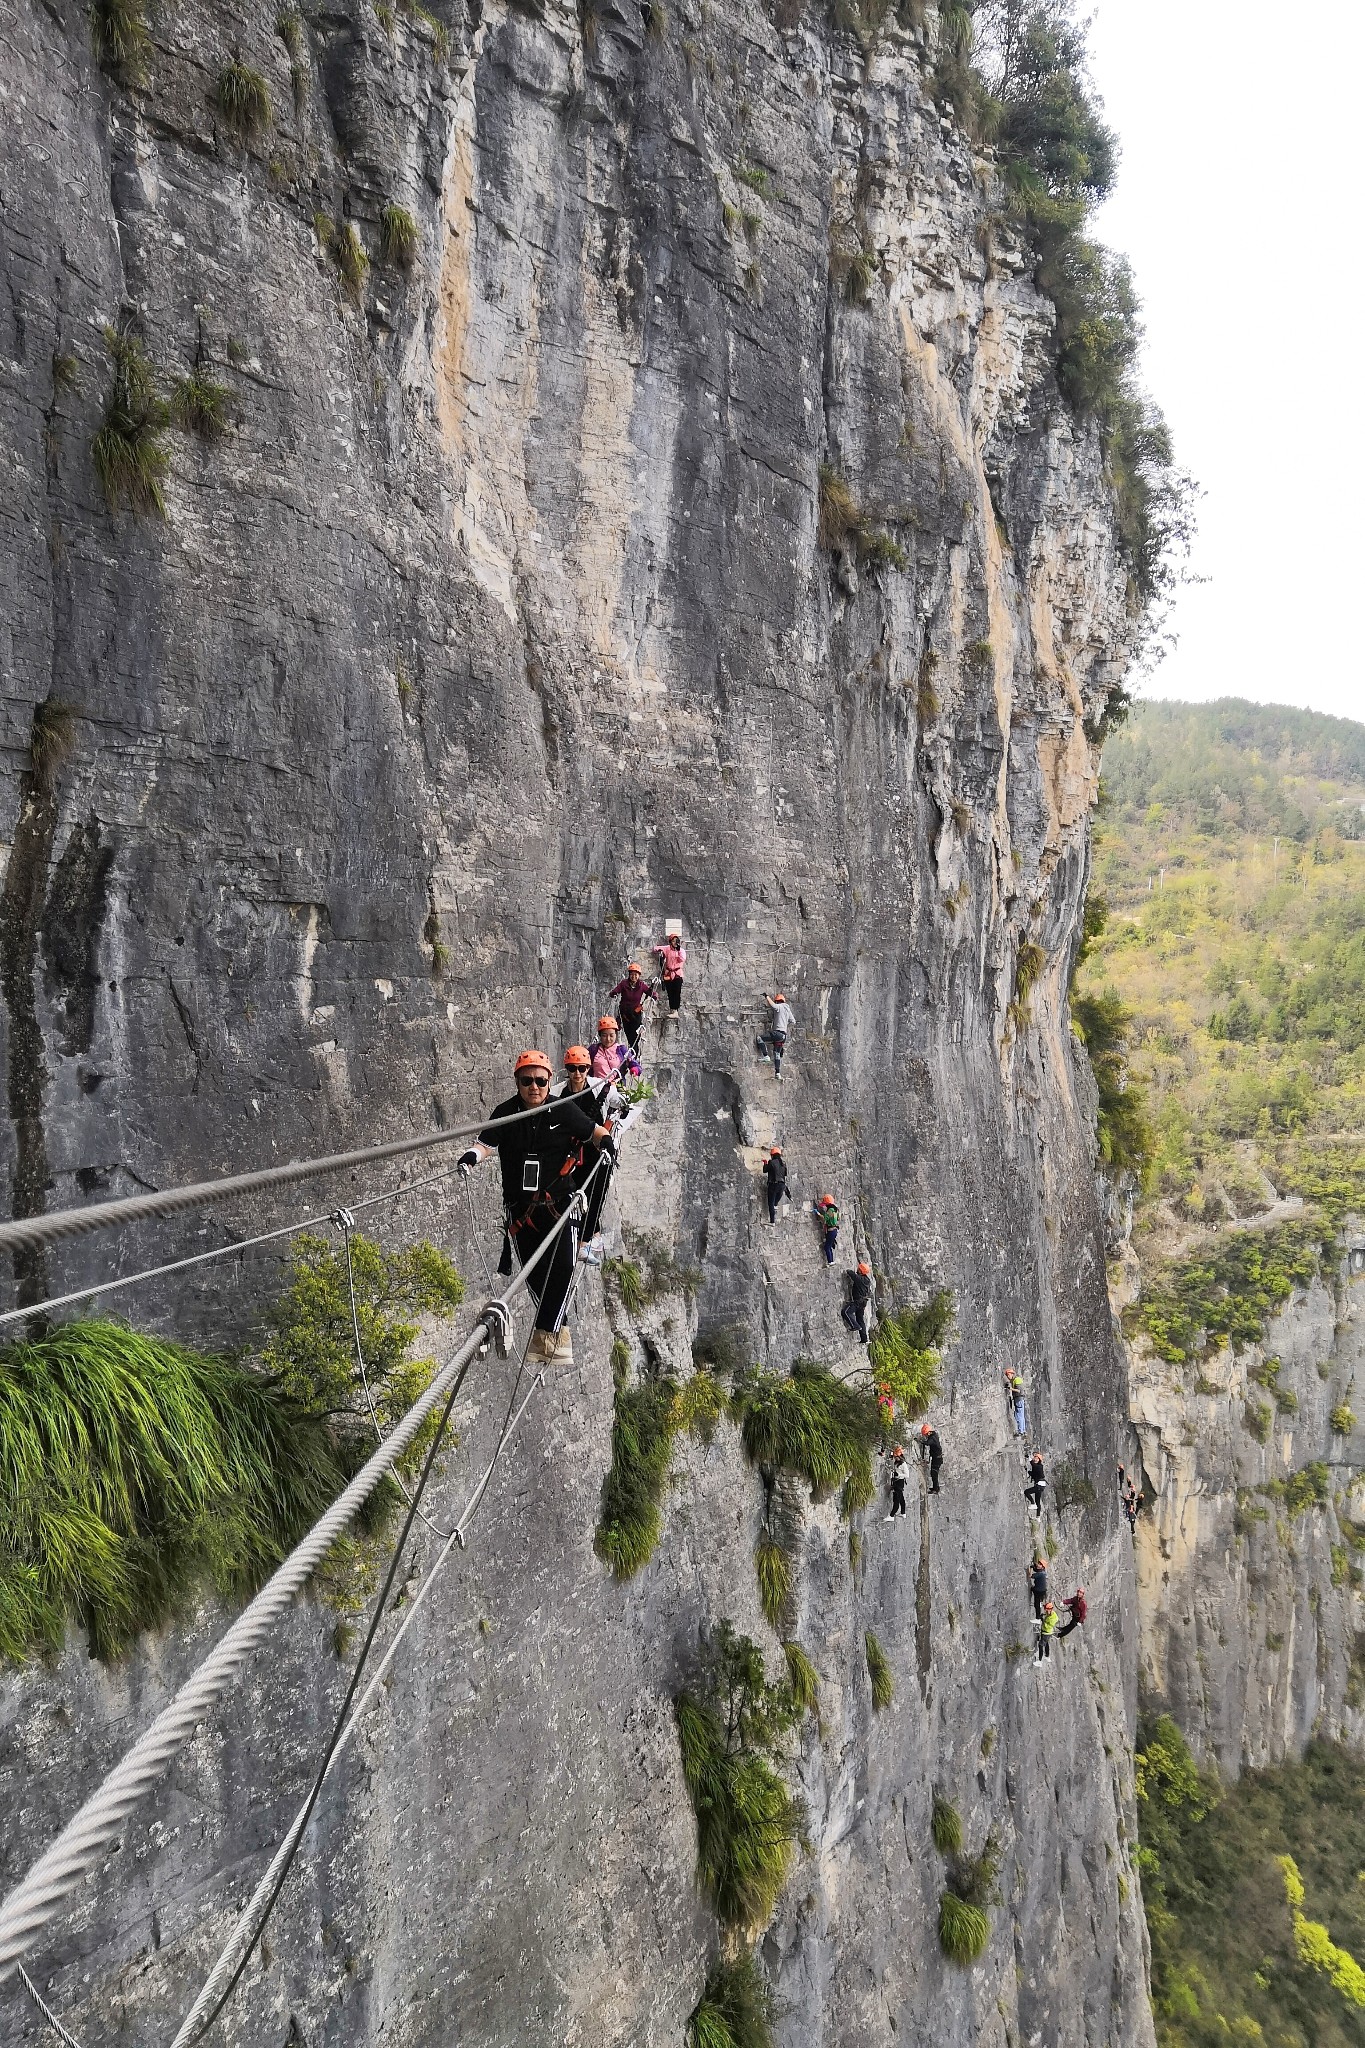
[89,0,151,78]
[867,1290,951,1424]
[380,203,420,267]
[732,1357,881,1504]
[932,1796,963,1855]
[675,1622,805,1931]
[171,370,230,441]
[92,326,170,517]
[865,1629,894,1711]
[595,1367,723,1578]
[215,60,272,139]
[0,1320,342,1664]
[686,1951,774,2048]
[938,1889,990,1966]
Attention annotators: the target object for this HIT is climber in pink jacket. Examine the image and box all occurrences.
[653,932,687,1014]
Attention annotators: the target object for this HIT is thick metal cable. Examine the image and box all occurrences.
[17,1964,87,2048]
[170,1366,548,2047]
[0,1100,559,1259]
[0,1190,581,1984]
[0,1162,469,1334]
[173,1128,633,2044]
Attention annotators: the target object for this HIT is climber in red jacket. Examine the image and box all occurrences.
[608,963,658,1052]
[1056,1587,1087,1639]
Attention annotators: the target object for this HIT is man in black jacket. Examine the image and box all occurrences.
[918,1421,943,1493]
[840,1261,874,1343]
[459,1049,612,1364]
[762,1146,789,1224]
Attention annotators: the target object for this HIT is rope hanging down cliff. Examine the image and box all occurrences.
[0,1154,601,1988]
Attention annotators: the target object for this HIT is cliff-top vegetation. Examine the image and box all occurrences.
[931,0,1192,626]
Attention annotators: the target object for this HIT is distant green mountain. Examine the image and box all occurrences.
[1102,698,1365,842]
[1077,699,1365,1235]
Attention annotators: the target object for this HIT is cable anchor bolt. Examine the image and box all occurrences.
[480,1300,513,1359]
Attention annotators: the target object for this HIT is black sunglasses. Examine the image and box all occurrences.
[517,1073,551,1087]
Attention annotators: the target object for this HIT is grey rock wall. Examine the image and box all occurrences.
[0,0,1155,2040]
[1128,1231,1365,1773]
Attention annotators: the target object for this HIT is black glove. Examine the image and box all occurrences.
[457,1148,480,1171]
[597,1133,617,1161]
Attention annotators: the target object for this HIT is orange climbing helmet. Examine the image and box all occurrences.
[514,1049,552,1075]
[920,1423,932,1437]
[627,961,642,973]
[563,1046,591,1066]
[769,1145,782,1156]
[857,1261,870,1274]
[773,992,786,1002]
[821,1193,834,1205]
[893,1444,904,1457]
[597,1016,617,1033]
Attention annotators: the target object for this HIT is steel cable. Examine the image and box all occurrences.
[172,1131,632,2045]
[0,1099,561,1260]
[0,1188,581,1984]
[0,1161,470,1334]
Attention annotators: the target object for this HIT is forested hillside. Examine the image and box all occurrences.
[1081,697,1365,1250]
[1089,702,1365,2048]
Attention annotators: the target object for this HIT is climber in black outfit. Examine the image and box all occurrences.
[1024,1450,1047,1516]
[919,1422,943,1493]
[885,1445,910,1520]
[841,1261,874,1343]
[459,1049,612,1365]
[762,1146,789,1224]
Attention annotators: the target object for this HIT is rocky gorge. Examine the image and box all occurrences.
[0,0,1255,2041]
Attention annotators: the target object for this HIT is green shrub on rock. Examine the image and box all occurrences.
[675,1623,804,1930]
[939,1889,990,1966]
[686,1950,774,2048]
[0,1319,341,1662]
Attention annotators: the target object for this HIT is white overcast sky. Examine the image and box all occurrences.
[1085,0,1364,723]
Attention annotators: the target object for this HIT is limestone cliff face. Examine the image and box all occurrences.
[1,0,1153,2042]
[1125,1232,1365,1774]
